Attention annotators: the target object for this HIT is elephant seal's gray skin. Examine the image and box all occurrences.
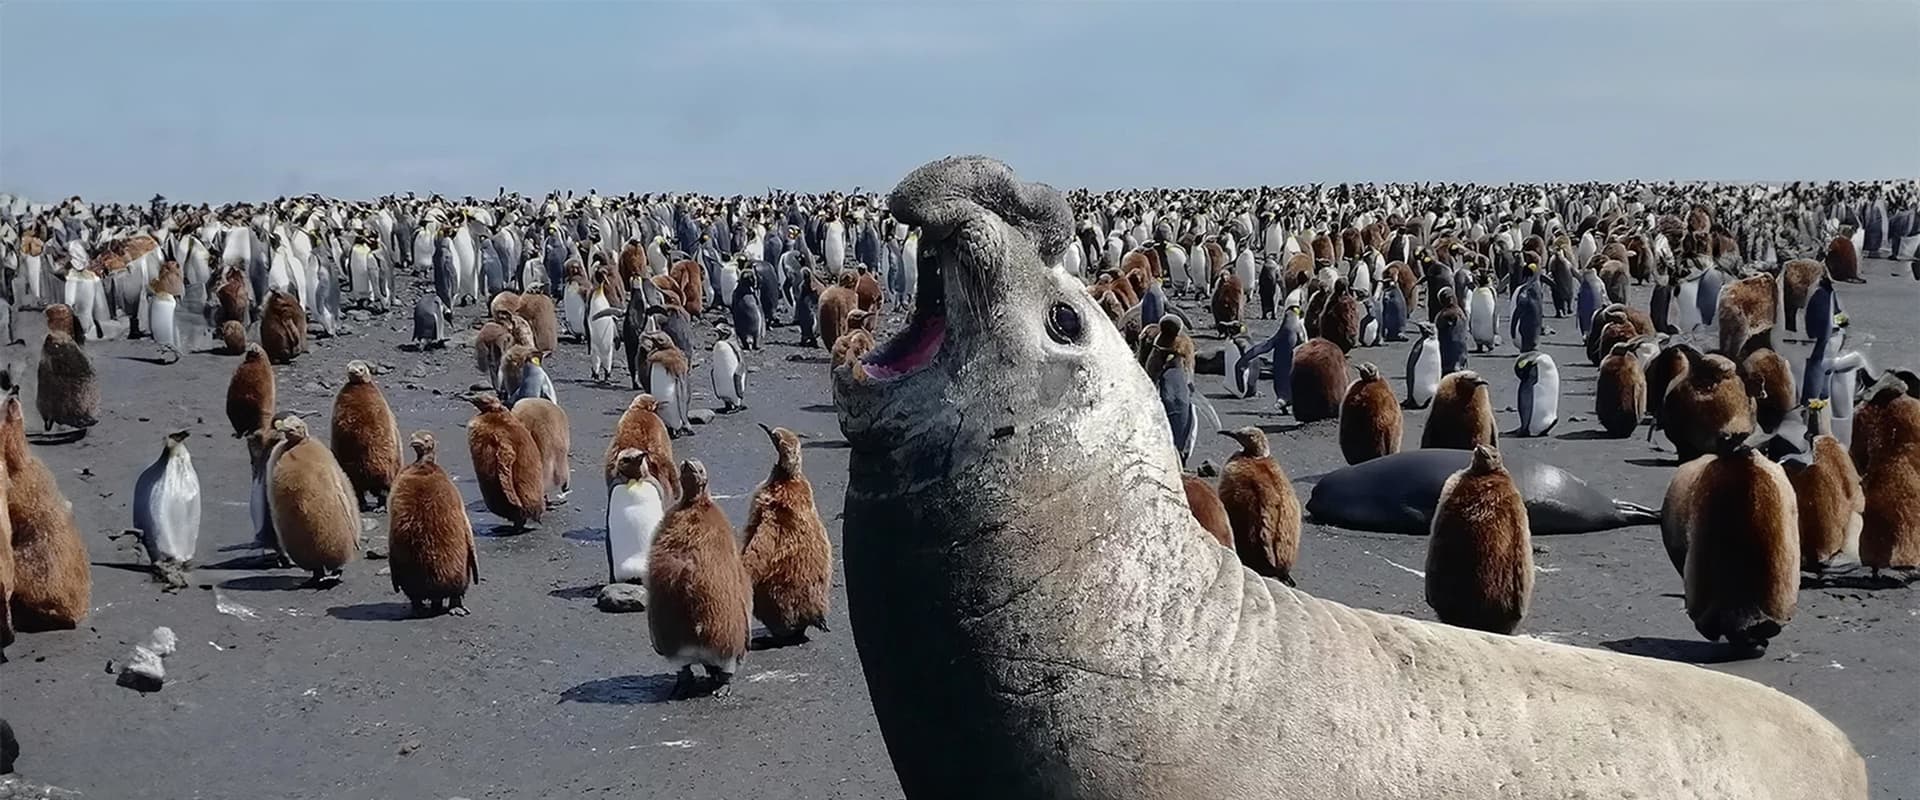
[1307,448,1660,535]
[832,155,1867,800]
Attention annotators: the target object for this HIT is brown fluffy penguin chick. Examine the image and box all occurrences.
[517,294,560,353]
[1,397,87,631]
[1739,347,1796,432]
[853,267,882,313]
[741,425,833,645]
[1289,338,1349,423]
[1217,427,1302,585]
[1662,348,1754,463]
[1595,341,1648,438]
[465,393,546,531]
[1662,431,1799,655]
[42,304,79,342]
[1338,362,1402,464]
[1211,271,1244,330]
[1644,342,1690,424]
[1858,375,1920,575]
[218,320,248,355]
[817,280,858,348]
[1599,259,1631,304]
[259,289,306,364]
[605,394,678,500]
[1781,259,1823,330]
[488,291,524,317]
[387,432,478,616]
[831,309,877,369]
[226,343,276,438]
[648,460,752,698]
[1182,475,1234,548]
[34,330,98,433]
[1715,272,1777,356]
[0,451,12,660]
[474,310,513,383]
[670,259,706,316]
[1320,285,1362,352]
[1142,315,1197,379]
[1421,371,1497,450]
[1787,401,1864,572]
[330,360,402,511]
[215,268,251,327]
[1425,445,1533,634]
[511,397,571,504]
[267,415,361,585]
[1825,234,1860,282]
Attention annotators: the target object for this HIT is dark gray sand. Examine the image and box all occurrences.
[2,259,1915,799]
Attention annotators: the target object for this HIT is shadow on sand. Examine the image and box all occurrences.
[1598,636,1758,665]
[325,602,418,622]
[558,673,682,705]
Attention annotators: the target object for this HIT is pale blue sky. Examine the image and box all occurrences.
[2,1,1915,202]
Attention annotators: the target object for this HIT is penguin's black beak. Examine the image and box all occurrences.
[757,422,775,437]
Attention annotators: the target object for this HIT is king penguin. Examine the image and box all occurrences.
[1509,263,1544,352]
[1575,266,1605,336]
[1220,333,1256,399]
[1405,321,1442,409]
[1236,307,1303,412]
[605,448,667,586]
[412,294,451,350]
[1468,275,1498,353]
[730,268,764,350]
[1512,353,1561,437]
[1380,280,1408,341]
[131,430,201,584]
[710,325,746,413]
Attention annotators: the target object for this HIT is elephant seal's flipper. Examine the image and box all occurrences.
[833,156,1867,800]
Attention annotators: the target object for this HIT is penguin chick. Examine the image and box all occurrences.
[1715,272,1777,357]
[605,394,678,500]
[648,460,752,699]
[1662,430,1799,656]
[1662,347,1755,463]
[259,289,306,364]
[34,330,98,433]
[1217,426,1302,585]
[517,293,560,353]
[1596,339,1649,438]
[1421,371,1497,450]
[226,343,276,439]
[1338,362,1402,464]
[1739,347,1796,433]
[265,415,360,586]
[1425,444,1533,635]
[511,397,571,504]
[465,393,546,531]
[817,280,858,349]
[2,396,89,631]
[1783,401,1863,572]
[1289,338,1349,423]
[330,360,402,511]
[387,432,478,616]
[741,425,833,646]
[218,319,248,355]
[831,309,877,370]
[1858,373,1920,576]
[1182,474,1234,548]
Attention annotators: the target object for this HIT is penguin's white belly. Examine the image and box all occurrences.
[350,250,372,297]
[1525,382,1560,435]
[149,464,202,563]
[1413,342,1441,404]
[1220,340,1246,397]
[824,228,846,273]
[608,482,664,583]
[719,266,738,304]
[1469,291,1497,343]
[412,233,434,268]
[1676,283,1701,330]
[652,364,679,410]
[589,317,617,370]
[1061,242,1083,278]
[148,296,177,347]
[711,348,742,402]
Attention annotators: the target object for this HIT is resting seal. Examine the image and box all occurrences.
[833,156,1866,799]
[1306,448,1660,534]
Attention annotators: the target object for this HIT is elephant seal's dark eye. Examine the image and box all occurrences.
[1046,301,1082,344]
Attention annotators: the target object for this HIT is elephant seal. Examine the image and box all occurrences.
[832,155,1865,799]
[1308,448,1660,535]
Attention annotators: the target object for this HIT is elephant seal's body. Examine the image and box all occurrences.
[832,155,1867,800]
[1307,448,1659,535]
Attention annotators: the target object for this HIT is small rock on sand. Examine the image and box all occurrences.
[596,584,647,613]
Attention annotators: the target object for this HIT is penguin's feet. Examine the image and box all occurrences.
[669,666,700,700]
[446,604,471,617]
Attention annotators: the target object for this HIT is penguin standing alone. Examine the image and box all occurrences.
[1426,444,1533,635]
[130,430,200,586]
[330,361,402,511]
[1217,427,1303,585]
[387,432,479,617]
[741,425,834,646]
[710,325,746,413]
[1512,353,1561,437]
[1289,338,1349,423]
[648,460,752,698]
[34,329,97,434]
[412,295,451,349]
